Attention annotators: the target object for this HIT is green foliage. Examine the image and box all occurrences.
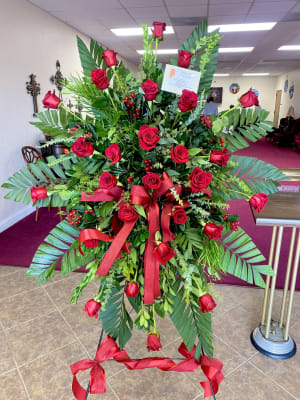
[77,36,99,76]
[30,109,69,137]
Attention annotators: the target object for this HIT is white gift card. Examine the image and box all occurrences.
[161,64,201,95]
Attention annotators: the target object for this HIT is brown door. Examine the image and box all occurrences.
[273,90,282,127]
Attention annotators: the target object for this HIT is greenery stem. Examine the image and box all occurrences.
[107,90,118,113]
[152,306,157,333]
[172,112,180,129]
[154,38,159,63]
[59,104,84,122]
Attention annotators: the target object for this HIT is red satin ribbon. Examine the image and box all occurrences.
[200,355,224,398]
[81,186,123,202]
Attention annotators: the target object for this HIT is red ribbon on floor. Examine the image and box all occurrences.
[200,355,224,398]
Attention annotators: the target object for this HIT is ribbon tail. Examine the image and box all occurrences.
[161,203,176,242]
[90,364,106,394]
[72,375,88,400]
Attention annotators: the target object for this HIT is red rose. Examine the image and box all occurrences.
[249,193,268,212]
[72,137,94,157]
[102,49,118,68]
[178,50,194,68]
[178,89,198,112]
[152,21,166,39]
[170,145,189,164]
[30,187,47,205]
[138,125,160,151]
[118,203,138,222]
[105,144,121,165]
[125,282,139,298]
[147,333,162,351]
[210,149,229,167]
[84,299,101,318]
[171,206,187,224]
[142,172,161,189]
[153,242,176,265]
[240,88,258,107]
[166,184,182,202]
[99,171,117,189]
[141,80,159,101]
[199,294,216,313]
[42,90,61,109]
[188,168,212,193]
[204,223,223,240]
[91,68,109,90]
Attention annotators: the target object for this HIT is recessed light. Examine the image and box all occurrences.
[219,47,254,53]
[278,45,300,51]
[208,22,276,33]
[242,73,270,76]
[137,49,178,55]
[214,73,230,76]
[111,26,174,36]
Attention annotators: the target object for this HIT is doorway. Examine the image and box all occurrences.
[273,90,282,127]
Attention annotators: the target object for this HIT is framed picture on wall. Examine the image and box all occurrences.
[209,87,223,104]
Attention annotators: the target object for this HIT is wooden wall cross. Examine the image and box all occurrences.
[26,74,40,116]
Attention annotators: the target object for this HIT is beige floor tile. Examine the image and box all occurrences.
[0,287,56,330]
[0,269,37,300]
[0,326,15,375]
[0,369,28,400]
[7,311,77,366]
[0,265,21,277]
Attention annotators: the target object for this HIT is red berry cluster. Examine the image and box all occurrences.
[84,209,96,216]
[230,221,240,231]
[67,209,82,226]
[124,93,140,118]
[144,159,153,172]
[200,116,213,129]
[223,212,230,221]
[127,176,133,184]
[219,136,225,148]
[68,125,81,136]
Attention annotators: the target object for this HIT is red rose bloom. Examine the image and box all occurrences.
[84,299,101,318]
[99,171,117,189]
[30,187,47,205]
[153,242,176,265]
[42,90,61,109]
[210,149,229,167]
[141,80,159,101]
[171,205,187,224]
[152,21,166,39]
[105,144,121,165]
[142,172,161,190]
[72,137,94,158]
[204,223,223,240]
[199,294,216,313]
[138,125,160,151]
[178,89,198,112]
[178,50,194,68]
[240,88,258,108]
[170,145,189,164]
[118,204,138,222]
[91,68,109,90]
[125,282,140,298]
[188,168,212,193]
[102,49,118,68]
[147,333,162,351]
[249,193,268,212]
[85,239,99,248]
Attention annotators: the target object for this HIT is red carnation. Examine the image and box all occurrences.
[141,80,159,101]
[105,144,121,165]
[84,299,101,318]
[91,68,109,90]
[210,149,229,167]
[171,206,187,225]
[249,193,268,212]
[170,145,189,164]
[99,171,117,189]
[118,203,138,222]
[178,89,198,112]
[178,50,194,68]
[147,333,162,351]
[199,294,216,313]
[240,88,258,108]
[30,187,47,205]
[102,49,118,68]
[142,172,161,190]
[138,125,160,151]
[153,242,176,265]
[72,137,94,158]
[188,168,212,193]
[152,21,166,40]
[125,282,140,298]
[42,90,61,109]
[204,223,223,240]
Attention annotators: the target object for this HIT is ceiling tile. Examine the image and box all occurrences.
[167,5,207,17]
[96,9,136,28]
[250,1,297,13]
[245,14,283,22]
[219,32,265,47]
[174,26,195,40]
[286,33,300,44]
[208,15,246,24]
[209,2,252,16]
[127,6,168,19]
[165,0,208,5]
[120,0,163,6]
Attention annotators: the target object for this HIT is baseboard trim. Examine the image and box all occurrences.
[0,206,34,233]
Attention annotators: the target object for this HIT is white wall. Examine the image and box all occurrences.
[275,69,300,120]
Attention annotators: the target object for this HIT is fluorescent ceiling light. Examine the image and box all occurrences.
[111,26,174,36]
[219,47,254,53]
[137,49,178,55]
[242,73,270,76]
[214,73,230,76]
[208,22,276,33]
[278,45,300,51]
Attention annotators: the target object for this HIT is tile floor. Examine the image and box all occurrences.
[0,265,300,400]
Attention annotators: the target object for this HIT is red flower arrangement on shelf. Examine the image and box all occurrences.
[2,19,286,399]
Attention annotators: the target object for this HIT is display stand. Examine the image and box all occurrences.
[250,191,300,359]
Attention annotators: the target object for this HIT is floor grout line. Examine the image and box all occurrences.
[2,308,58,332]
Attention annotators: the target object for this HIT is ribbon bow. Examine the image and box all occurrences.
[200,355,224,398]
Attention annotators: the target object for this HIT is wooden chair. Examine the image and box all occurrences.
[21,146,63,222]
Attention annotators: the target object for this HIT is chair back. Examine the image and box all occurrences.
[21,146,44,165]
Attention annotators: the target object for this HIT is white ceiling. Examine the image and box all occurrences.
[28,0,300,75]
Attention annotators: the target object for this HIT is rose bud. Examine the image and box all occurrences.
[153,242,176,265]
[84,299,101,318]
[152,21,166,40]
[249,193,268,212]
[210,149,229,167]
[138,125,160,151]
[204,222,223,240]
[105,144,121,165]
[42,90,61,109]
[72,137,94,157]
[30,187,47,205]
[141,80,159,101]
[171,206,188,224]
[99,171,117,190]
[199,294,216,313]
[240,88,258,108]
[118,203,138,222]
[188,168,212,193]
[102,49,118,68]
[125,282,140,298]
[178,50,194,68]
[178,89,198,112]
[142,172,161,190]
[147,333,162,351]
[170,145,189,164]
[84,239,99,248]
[91,68,109,90]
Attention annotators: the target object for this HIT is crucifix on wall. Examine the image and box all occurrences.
[26,74,41,116]
[50,60,67,99]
